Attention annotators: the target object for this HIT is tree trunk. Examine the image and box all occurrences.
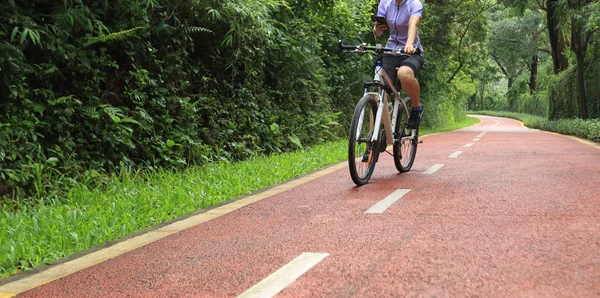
[529,55,538,94]
[546,0,569,74]
[469,92,477,110]
[480,81,485,110]
[576,55,588,119]
[569,0,592,119]
[507,77,518,111]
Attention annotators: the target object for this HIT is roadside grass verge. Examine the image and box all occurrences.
[469,111,600,142]
[0,115,480,278]
[421,116,481,136]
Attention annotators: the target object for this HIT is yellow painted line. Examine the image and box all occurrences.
[547,132,600,150]
[0,162,347,297]
[466,114,484,126]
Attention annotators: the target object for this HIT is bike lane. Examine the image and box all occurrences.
[4,115,600,297]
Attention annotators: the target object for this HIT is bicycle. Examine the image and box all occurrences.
[340,41,422,186]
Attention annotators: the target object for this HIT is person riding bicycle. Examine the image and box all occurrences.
[373,0,424,128]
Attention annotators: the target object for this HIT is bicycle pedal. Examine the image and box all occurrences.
[418,140,423,144]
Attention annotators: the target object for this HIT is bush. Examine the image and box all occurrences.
[0,0,375,200]
[530,118,600,142]
[548,67,581,120]
[520,91,548,117]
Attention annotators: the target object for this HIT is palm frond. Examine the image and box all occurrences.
[84,26,144,47]
[184,26,212,34]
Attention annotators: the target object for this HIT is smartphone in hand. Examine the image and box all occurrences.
[371,15,388,27]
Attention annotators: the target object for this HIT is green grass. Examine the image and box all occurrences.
[0,115,480,278]
[421,116,481,136]
[467,110,546,125]
[469,110,600,143]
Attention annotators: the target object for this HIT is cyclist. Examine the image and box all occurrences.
[373,0,424,128]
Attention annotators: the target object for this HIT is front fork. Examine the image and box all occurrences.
[369,90,397,146]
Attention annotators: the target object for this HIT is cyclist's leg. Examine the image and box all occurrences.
[397,55,424,107]
[398,55,424,128]
[398,67,420,106]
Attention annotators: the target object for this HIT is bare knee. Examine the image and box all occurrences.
[397,66,415,83]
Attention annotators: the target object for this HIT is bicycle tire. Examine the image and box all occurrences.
[393,98,418,173]
[348,94,380,186]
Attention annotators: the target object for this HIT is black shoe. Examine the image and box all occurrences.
[407,108,423,129]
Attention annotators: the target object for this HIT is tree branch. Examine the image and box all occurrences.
[538,47,552,54]
[534,0,547,11]
[446,62,464,84]
[447,2,498,84]
[491,54,509,77]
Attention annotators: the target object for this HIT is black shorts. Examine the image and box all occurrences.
[382,54,424,85]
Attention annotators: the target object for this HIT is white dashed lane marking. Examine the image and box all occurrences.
[365,189,411,214]
[464,143,474,147]
[238,253,329,298]
[449,151,463,158]
[423,164,445,175]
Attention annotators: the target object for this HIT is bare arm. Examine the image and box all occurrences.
[405,15,421,54]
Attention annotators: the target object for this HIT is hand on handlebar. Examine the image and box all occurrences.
[404,43,417,55]
[338,40,421,56]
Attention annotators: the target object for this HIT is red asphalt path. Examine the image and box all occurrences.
[13,115,600,297]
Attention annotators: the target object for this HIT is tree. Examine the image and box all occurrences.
[470,53,502,110]
[487,8,545,110]
[544,0,570,73]
[500,0,569,73]
[567,0,595,119]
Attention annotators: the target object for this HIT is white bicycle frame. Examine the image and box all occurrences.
[356,62,411,145]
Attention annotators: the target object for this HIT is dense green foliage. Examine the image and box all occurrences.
[482,0,599,120]
[0,0,374,199]
[548,45,600,119]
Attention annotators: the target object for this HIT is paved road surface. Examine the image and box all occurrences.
[2,115,600,297]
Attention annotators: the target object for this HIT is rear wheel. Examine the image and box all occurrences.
[393,98,418,172]
[348,94,380,186]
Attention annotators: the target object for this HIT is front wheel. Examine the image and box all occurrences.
[393,98,418,172]
[348,94,380,186]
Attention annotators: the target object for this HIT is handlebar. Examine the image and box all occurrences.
[338,40,421,56]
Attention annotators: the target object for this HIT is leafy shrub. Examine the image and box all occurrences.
[0,0,380,201]
[530,118,600,142]
[547,43,600,120]
[548,67,581,120]
[519,91,548,117]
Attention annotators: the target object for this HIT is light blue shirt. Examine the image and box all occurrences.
[377,0,424,54]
